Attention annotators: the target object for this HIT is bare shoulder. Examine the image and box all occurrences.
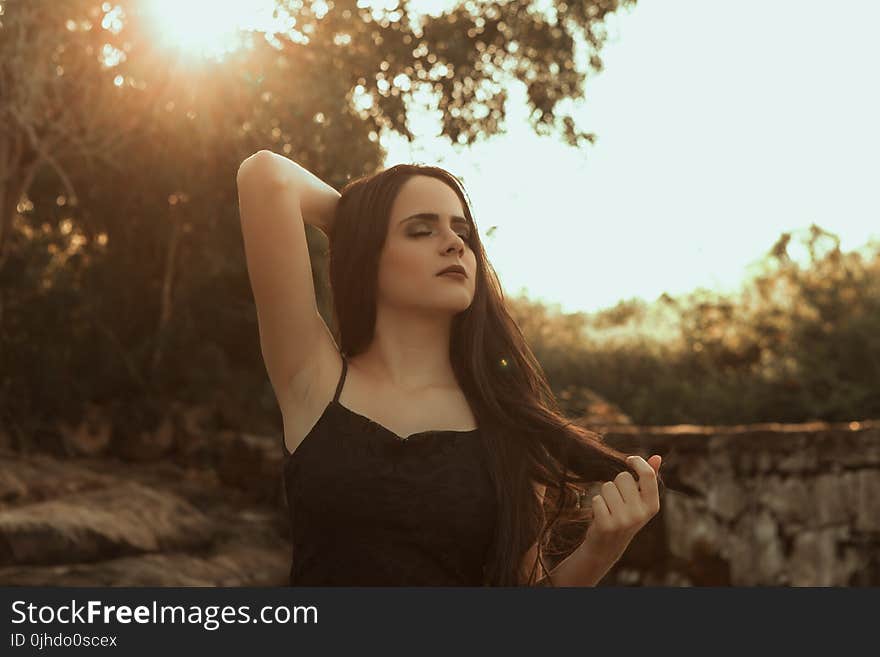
[277,320,344,456]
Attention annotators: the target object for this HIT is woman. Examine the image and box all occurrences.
[236,150,664,586]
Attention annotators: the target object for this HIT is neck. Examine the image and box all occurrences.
[351,305,458,391]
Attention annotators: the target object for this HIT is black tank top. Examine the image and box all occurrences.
[282,354,498,586]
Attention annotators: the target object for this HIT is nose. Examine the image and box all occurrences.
[442,227,466,254]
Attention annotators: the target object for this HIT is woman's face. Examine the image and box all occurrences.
[377,174,477,316]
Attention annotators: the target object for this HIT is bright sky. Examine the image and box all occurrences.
[146,0,880,314]
[383,0,880,313]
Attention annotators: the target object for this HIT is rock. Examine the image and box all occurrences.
[676,453,715,497]
[112,415,176,462]
[171,402,219,459]
[217,432,284,504]
[56,403,113,456]
[0,538,288,587]
[855,470,880,531]
[757,475,811,525]
[0,482,214,566]
[664,493,721,563]
[753,510,786,583]
[814,472,857,526]
[705,477,747,521]
[0,453,114,508]
[0,446,291,586]
[725,511,785,585]
[777,442,819,472]
[788,527,859,587]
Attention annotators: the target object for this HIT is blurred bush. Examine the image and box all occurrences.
[509,224,880,425]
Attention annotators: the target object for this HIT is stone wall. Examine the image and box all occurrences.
[590,419,880,586]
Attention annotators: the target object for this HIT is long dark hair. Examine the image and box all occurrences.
[326,163,665,586]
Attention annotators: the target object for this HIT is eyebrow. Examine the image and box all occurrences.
[400,212,469,226]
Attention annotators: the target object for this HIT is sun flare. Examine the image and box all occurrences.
[144,0,280,58]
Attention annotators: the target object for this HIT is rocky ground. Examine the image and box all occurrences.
[0,434,291,586]
[3,411,877,587]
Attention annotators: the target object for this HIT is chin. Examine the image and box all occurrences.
[448,298,474,314]
[429,297,473,315]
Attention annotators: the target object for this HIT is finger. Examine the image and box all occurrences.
[600,480,626,517]
[626,455,655,486]
[613,470,640,505]
[591,494,612,531]
[627,455,659,507]
[648,454,662,475]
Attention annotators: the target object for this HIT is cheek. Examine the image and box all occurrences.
[381,243,428,282]
[377,244,430,297]
[467,253,478,283]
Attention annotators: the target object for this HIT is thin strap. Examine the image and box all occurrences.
[332,353,347,403]
[281,353,347,459]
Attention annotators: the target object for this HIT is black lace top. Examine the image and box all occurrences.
[282,354,498,586]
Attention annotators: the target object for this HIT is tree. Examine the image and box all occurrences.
[0,0,639,436]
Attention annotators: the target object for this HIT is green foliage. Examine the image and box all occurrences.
[510,225,880,425]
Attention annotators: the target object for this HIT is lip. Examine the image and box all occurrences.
[439,271,467,280]
[436,264,467,277]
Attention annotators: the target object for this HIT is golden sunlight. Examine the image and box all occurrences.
[143,0,280,58]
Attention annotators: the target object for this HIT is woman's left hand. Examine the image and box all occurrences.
[583,455,662,562]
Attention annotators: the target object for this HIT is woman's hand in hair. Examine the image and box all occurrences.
[583,455,662,564]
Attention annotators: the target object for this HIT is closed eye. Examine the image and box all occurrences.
[411,229,472,240]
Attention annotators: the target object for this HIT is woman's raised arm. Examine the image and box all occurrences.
[235,150,340,400]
